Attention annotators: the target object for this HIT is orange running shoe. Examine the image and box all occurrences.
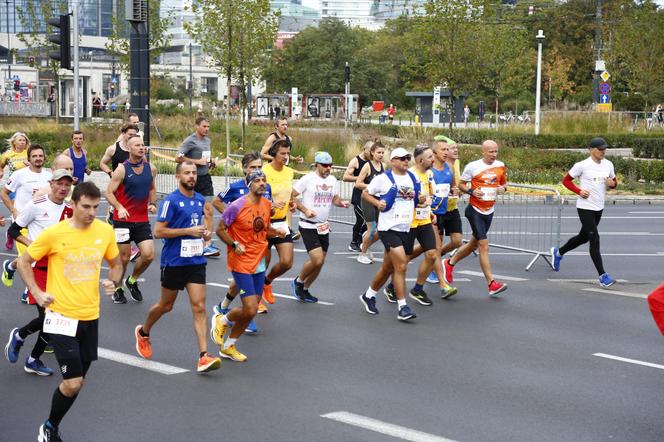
[263,283,275,304]
[197,352,221,373]
[257,301,268,314]
[134,325,152,359]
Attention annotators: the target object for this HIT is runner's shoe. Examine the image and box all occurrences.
[348,242,361,252]
[220,345,247,362]
[257,301,268,314]
[5,231,13,251]
[292,231,301,241]
[112,287,128,304]
[43,344,54,354]
[426,270,439,284]
[263,284,275,304]
[5,327,22,363]
[359,293,378,315]
[134,325,152,359]
[210,313,228,346]
[245,319,258,334]
[303,289,318,303]
[442,258,454,284]
[357,252,372,264]
[488,280,507,297]
[409,288,433,306]
[440,283,458,299]
[129,245,141,262]
[292,278,306,302]
[213,304,229,316]
[550,247,562,272]
[203,244,221,257]
[38,423,62,442]
[24,358,54,376]
[125,277,143,302]
[2,259,15,287]
[397,305,416,321]
[197,352,221,373]
[599,273,616,288]
[20,288,29,304]
[383,286,397,303]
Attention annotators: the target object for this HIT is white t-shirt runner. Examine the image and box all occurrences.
[293,172,339,230]
[5,168,53,214]
[569,157,615,211]
[366,171,419,232]
[15,195,71,242]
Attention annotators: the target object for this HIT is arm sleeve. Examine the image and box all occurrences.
[221,197,243,227]
[8,222,23,240]
[562,173,581,195]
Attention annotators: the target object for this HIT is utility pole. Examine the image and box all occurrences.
[592,0,603,105]
[344,61,350,129]
[6,0,10,81]
[128,0,150,146]
[73,3,80,130]
[189,43,192,110]
[535,30,545,136]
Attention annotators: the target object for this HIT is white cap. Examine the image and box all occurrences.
[390,147,410,160]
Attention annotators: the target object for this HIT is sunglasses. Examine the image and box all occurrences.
[318,163,333,168]
[394,155,411,161]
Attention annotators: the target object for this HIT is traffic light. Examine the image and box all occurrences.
[47,14,71,70]
[13,80,20,91]
[344,63,351,84]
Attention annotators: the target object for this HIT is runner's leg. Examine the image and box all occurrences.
[141,288,178,334]
[185,282,210,354]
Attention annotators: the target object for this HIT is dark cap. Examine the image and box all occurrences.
[589,137,609,150]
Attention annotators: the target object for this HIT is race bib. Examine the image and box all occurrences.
[590,174,609,183]
[43,310,78,337]
[434,183,450,198]
[272,221,290,235]
[480,187,497,202]
[180,239,204,257]
[114,228,130,243]
[316,222,330,235]
[201,150,211,160]
[392,201,414,224]
[415,206,431,220]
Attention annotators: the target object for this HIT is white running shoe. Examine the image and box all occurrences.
[357,253,373,264]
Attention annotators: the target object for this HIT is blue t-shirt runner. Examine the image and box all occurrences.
[157,189,207,267]
[431,162,454,215]
[217,179,272,205]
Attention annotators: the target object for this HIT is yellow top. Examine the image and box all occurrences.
[409,166,434,228]
[0,149,28,176]
[447,159,461,212]
[27,219,119,321]
[263,163,294,220]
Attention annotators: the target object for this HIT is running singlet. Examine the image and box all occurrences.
[569,157,615,211]
[222,195,271,274]
[409,167,434,228]
[293,172,338,229]
[262,163,294,220]
[26,219,119,321]
[446,159,461,212]
[351,155,368,206]
[111,142,130,172]
[218,179,272,205]
[112,160,153,222]
[431,162,453,215]
[1,149,27,176]
[69,147,87,184]
[5,168,53,213]
[158,189,207,267]
[461,159,507,215]
[367,171,418,232]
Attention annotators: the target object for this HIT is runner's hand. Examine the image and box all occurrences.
[234,243,245,255]
[497,185,506,195]
[339,201,350,208]
[203,230,212,241]
[0,216,5,227]
[148,203,157,214]
[116,206,129,219]
[289,200,296,212]
[579,189,590,199]
[101,279,116,295]
[305,209,316,218]
[605,177,616,188]
[473,188,484,198]
[34,290,55,308]
[188,225,207,238]
[377,200,387,211]
[273,200,286,210]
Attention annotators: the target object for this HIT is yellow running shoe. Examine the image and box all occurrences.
[197,352,221,373]
[219,345,247,362]
[210,314,227,346]
[441,282,458,299]
[257,301,268,314]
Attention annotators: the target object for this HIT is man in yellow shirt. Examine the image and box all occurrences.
[15,182,122,442]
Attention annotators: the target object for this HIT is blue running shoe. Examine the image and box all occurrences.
[5,327,23,363]
[550,247,562,272]
[203,244,221,257]
[292,278,306,302]
[303,289,318,303]
[20,288,29,304]
[599,273,616,288]
[24,358,54,376]
[245,319,258,334]
[359,293,378,315]
[426,270,439,284]
[397,305,416,322]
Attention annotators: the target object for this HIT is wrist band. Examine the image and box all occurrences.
[467,188,474,196]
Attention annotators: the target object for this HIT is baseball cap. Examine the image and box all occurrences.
[433,135,456,144]
[589,137,609,150]
[314,151,333,164]
[390,147,410,160]
[51,169,74,181]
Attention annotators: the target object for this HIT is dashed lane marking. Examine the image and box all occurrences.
[457,270,528,282]
[207,282,335,306]
[594,353,664,371]
[582,288,647,299]
[98,347,189,375]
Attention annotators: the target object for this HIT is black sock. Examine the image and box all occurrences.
[264,278,272,286]
[31,334,48,359]
[48,387,78,428]
[139,327,149,337]
[225,293,234,302]
[199,351,207,358]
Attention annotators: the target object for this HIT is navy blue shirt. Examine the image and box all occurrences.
[431,163,454,215]
[217,179,272,205]
[158,189,207,267]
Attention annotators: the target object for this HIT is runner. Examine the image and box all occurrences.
[105,135,157,304]
[99,123,139,177]
[291,152,349,302]
[15,182,122,442]
[261,139,296,310]
[62,130,91,185]
[0,131,30,250]
[355,141,386,264]
[550,137,617,287]
[211,170,283,361]
[176,116,220,257]
[211,151,273,334]
[259,116,303,164]
[4,169,74,377]
[342,141,371,252]
[359,147,424,321]
[134,161,221,373]
[442,140,508,297]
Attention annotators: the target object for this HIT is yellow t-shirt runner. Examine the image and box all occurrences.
[0,148,28,177]
[262,162,294,220]
[26,219,119,321]
[409,166,434,228]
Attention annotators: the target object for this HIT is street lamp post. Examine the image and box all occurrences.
[535,29,545,136]
[6,0,11,81]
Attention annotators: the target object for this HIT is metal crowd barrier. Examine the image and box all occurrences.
[148,146,179,196]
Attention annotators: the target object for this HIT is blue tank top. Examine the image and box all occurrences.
[69,147,87,184]
[431,163,453,215]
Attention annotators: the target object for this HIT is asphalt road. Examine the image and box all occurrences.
[1,203,663,442]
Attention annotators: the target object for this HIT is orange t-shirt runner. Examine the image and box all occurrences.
[221,195,272,274]
[461,159,507,215]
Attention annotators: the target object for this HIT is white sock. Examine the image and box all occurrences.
[27,356,35,363]
[365,287,378,299]
[7,261,15,271]
[397,299,407,308]
[14,331,23,342]
[223,338,237,350]
[220,315,230,325]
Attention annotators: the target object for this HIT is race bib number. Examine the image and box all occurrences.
[415,206,431,220]
[272,221,290,235]
[590,174,609,183]
[180,239,204,257]
[44,310,78,337]
[392,202,414,224]
[202,150,211,160]
[114,228,130,243]
[434,183,450,198]
[480,187,497,202]
[316,222,330,235]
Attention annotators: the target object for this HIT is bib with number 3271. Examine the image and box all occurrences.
[43,310,78,337]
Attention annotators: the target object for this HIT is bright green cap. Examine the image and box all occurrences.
[433,135,456,144]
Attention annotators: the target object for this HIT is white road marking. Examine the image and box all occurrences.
[629,211,664,214]
[334,251,384,255]
[409,277,472,282]
[321,411,458,442]
[98,347,189,375]
[548,278,629,283]
[293,248,308,253]
[207,282,335,306]
[593,353,664,371]
[0,252,17,258]
[582,288,648,299]
[457,270,528,282]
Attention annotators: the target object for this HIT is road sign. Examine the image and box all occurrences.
[600,94,611,104]
[599,82,611,94]
[600,71,610,82]
[597,103,612,113]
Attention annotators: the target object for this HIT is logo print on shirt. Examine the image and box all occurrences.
[191,212,200,226]
[179,202,185,207]
[398,185,415,200]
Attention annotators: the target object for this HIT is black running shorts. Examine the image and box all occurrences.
[49,319,98,379]
[161,264,206,290]
[379,230,414,255]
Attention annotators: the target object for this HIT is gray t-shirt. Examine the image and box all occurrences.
[178,133,211,176]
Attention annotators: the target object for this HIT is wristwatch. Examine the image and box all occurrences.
[231,241,239,250]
